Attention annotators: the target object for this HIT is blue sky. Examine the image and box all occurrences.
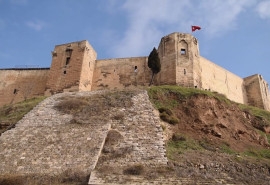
[0,0,270,83]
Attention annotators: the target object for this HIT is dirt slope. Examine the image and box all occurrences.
[149,86,270,184]
[171,94,269,151]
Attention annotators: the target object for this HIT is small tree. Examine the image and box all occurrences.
[148,47,161,86]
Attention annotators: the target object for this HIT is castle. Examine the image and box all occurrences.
[0,32,269,111]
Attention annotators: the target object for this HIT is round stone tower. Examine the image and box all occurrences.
[157,32,202,88]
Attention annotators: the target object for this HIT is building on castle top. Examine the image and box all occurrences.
[0,32,269,111]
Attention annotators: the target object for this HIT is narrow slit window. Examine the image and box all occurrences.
[63,70,66,74]
[134,66,138,72]
[181,49,186,55]
[184,69,186,75]
[66,57,70,65]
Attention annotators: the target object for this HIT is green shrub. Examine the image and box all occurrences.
[160,112,179,125]
[158,107,179,125]
[158,107,173,115]
[169,116,179,125]
[172,133,186,141]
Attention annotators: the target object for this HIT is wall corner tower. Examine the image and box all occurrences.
[157,32,201,88]
[45,40,97,95]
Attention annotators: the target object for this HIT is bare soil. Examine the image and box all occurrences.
[159,92,270,184]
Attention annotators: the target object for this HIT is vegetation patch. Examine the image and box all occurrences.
[238,104,270,129]
[0,96,46,134]
[167,134,202,159]
[244,148,270,159]
[123,165,144,176]
[54,90,137,125]
[159,107,179,125]
[148,85,230,109]
[0,172,89,185]
[54,97,88,114]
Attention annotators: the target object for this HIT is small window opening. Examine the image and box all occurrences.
[65,48,73,57]
[134,66,138,72]
[181,49,186,55]
[66,57,70,65]
[195,86,197,88]
[13,89,18,94]
[184,69,186,75]
[63,70,66,74]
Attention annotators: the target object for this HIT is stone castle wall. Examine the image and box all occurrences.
[0,32,269,110]
[157,32,269,110]
[244,74,270,110]
[78,41,97,91]
[199,57,247,104]
[92,57,151,90]
[45,40,97,95]
[0,69,49,107]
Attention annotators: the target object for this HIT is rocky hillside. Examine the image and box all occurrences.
[0,86,269,185]
[148,85,270,184]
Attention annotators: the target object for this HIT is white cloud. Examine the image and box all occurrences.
[26,20,46,31]
[256,0,270,19]
[109,0,256,58]
[197,0,256,35]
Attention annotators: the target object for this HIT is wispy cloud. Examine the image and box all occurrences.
[196,0,256,35]
[256,0,270,19]
[26,20,46,31]
[109,0,256,58]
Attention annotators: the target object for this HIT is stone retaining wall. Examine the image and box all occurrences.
[0,91,110,176]
[0,90,173,184]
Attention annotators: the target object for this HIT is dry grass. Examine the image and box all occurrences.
[123,165,144,176]
[54,90,137,126]
[0,96,46,135]
[0,171,89,185]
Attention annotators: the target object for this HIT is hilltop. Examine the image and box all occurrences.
[0,86,269,184]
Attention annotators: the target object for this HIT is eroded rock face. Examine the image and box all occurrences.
[172,95,269,151]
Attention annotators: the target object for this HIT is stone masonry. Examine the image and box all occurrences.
[0,91,109,176]
[0,90,174,184]
[0,32,269,110]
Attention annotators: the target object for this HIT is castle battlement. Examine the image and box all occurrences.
[0,32,269,110]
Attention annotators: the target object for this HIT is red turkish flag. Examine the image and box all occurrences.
[191,25,201,32]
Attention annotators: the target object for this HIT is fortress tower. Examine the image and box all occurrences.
[45,40,97,95]
[157,32,201,88]
[0,32,269,111]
